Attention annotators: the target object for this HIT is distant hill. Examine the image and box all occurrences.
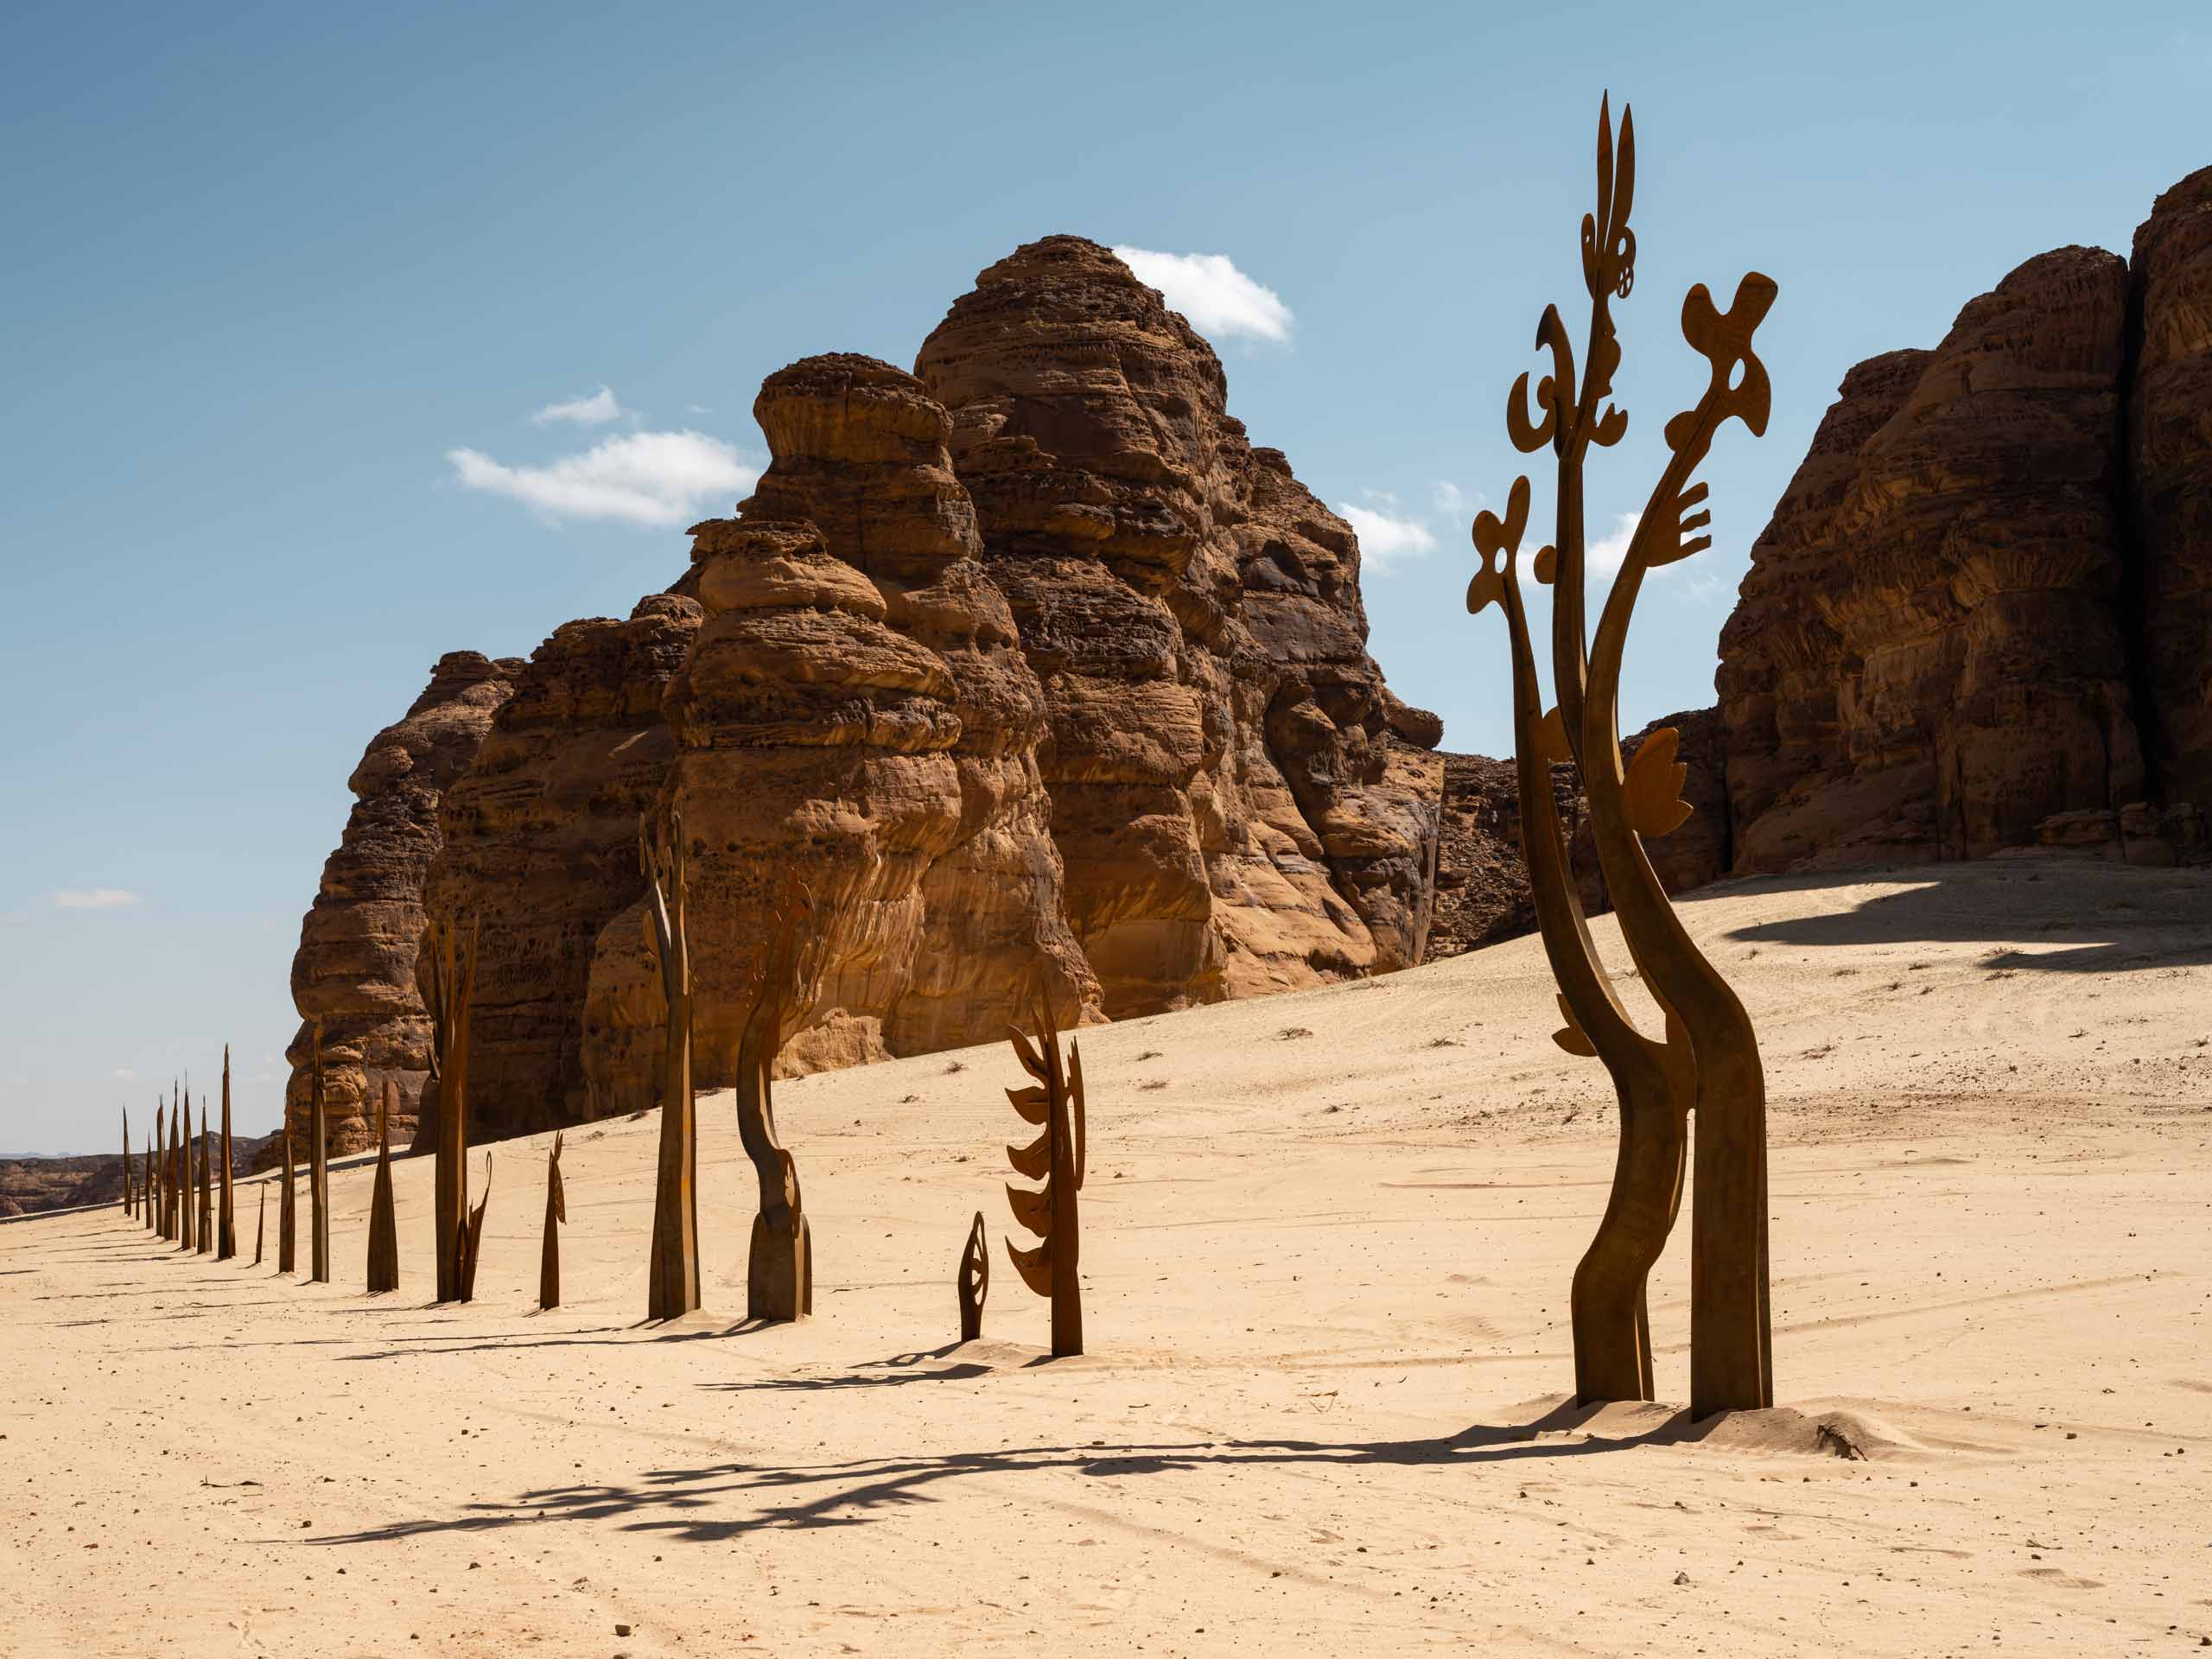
[0,1133,276,1219]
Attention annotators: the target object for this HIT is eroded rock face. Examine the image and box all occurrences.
[284,652,520,1156]
[2131,166,2212,809]
[420,597,701,1144]
[915,235,1440,1014]
[1719,248,2142,869]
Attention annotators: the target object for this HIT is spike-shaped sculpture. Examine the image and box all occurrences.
[422,917,480,1303]
[179,1084,195,1252]
[217,1046,236,1260]
[458,1153,492,1302]
[736,881,833,1324]
[366,1080,399,1294]
[196,1102,213,1255]
[639,810,700,1321]
[1001,990,1087,1357]
[277,1092,297,1274]
[957,1210,989,1342]
[540,1132,566,1312]
[144,1119,156,1234]
[1465,93,1774,1415]
[253,1182,266,1266]
[308,1020,331,1284]
[122,1106,132,1217]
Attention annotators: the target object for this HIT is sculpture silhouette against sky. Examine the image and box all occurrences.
[1003,990,1086,1357]
[217,1047,236,1262]
[1465,94,1776,1415]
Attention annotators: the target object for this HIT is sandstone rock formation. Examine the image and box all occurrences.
[917,236,1441,1014]
[284,652,520,1155]
[419,597,700,1143]
[2131,166,2212,810]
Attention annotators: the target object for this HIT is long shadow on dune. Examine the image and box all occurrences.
[1713,867,2212,974]
[304,1400,1737,1548]
[333,1320,788,1362]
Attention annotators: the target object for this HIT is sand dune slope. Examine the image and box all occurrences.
[3,863,2209,1655]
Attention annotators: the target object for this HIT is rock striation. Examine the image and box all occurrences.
[916,236,1441,1014]
[284,652,520,1155]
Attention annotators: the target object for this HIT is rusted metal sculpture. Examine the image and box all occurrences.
[1465,93,1774,1415]
[276,1092,297,1274]
[735,882,829,1325]
[366,1079,398,1294]
[422,917,480,1303]
[253,1182,266,1266]
[1002,991,1086,1357]
[539,1132,566,1312]
[217,1046,236,1261]
[639,810,700,1322]
[178,1084,194,1252]
[195,1102,213,1255]
[458,1153,492,1303]
[122,1105,132,1217]
[308,1020,331,1284]
[957,1210,989,1342]
[144,1119,156,1234]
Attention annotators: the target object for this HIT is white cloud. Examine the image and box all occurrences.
[531,385,627,427]
[1338,501,1439,570]
[686,403,715,416]
[1111,246,1294,344]
[1586,511,1642,580]
[1433,480,1471,517]
[448,429,759,529]
[110,1067,138,1080]
[53,888,142,911]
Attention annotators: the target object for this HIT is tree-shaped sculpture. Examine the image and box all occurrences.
[639,809,700,1321]
[366,1079,398,1294]
[1002,992,1086,1357]
[308,1020,331,1284]
[196,1101,213,1255]
[217,1046,236,1261]
[1465,94,1775,1416]
[540,1132,566,1312]
[422,916,480,1303]
[957,1210,989,1342]
[735,880,830,1324]
[276,1086,297,1274]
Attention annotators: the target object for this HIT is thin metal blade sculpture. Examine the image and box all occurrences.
[144,1120,156,1234]
[178,1084,194,1252]
[308,1020,331,1284]
[640,809,700,1321]
[1001,989,1086,1357]
[957,1209,989,1342]
[457,1152,492,1302]
[736,878,830,1325]
[540,1131,566,1312]
[277,1087,297,1274]
[218,1045,236,1260]
[1465,93,1774,1415]
[122,1105,132,1217]
[253,1182,266,1267]
[196,1102,213,1255]
[422,916,480,1303]
[366,1079,399,1294]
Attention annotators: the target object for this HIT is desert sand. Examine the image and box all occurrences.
[3,862,2209,1656]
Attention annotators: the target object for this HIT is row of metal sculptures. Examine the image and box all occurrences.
[123,803,1087,1355]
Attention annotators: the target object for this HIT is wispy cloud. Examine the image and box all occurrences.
[531,385,627,427]
[1338,501,1439,570]
[448,429,758,528]
[53,887,142,911]
[110,1067,138,1080]
[1586,511,1643,580]
[1112,247,1294,344]
[1433,480,1478,518]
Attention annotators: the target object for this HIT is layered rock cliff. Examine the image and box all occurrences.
[284,652,520,1156]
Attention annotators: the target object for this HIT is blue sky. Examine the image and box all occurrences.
[3,1,2202,1152]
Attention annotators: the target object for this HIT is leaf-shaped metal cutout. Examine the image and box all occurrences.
[1537,705,1573,766]
[1007,1025,1047,1081]
[1007,1084,1049,1125]
[1624,728,1694,838]
[1532,543,1558,585]
[1007,1236,1053,1298]
[1069,1039,1086,1191]
[1552,994,1599,1058]
[1006,1181,1052,1238]
[1007,1128,1051,1181]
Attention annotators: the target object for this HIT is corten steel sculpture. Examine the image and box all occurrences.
[422,917,480,1304]
[957,1210,989,1342]
[735,881,833,1325]
[196,1103,213,1255]
[539,1132,566,1312]
[639,810,700,1322]
[177,1085,194,1252]
[122,1106,132,1217]
[458,1153,492,1302]
[144,1121,156,1234]
[253,1183,266,1267]
[217,1046,236,1261]
[277,1096,297,1274]
[365,1080,399,1294]
[1002,991,1087,1357]
[308,1021,331,1284]
[1464,94,1775,1415]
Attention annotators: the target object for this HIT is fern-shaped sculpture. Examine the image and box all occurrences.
[1002,992,1086,1357]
